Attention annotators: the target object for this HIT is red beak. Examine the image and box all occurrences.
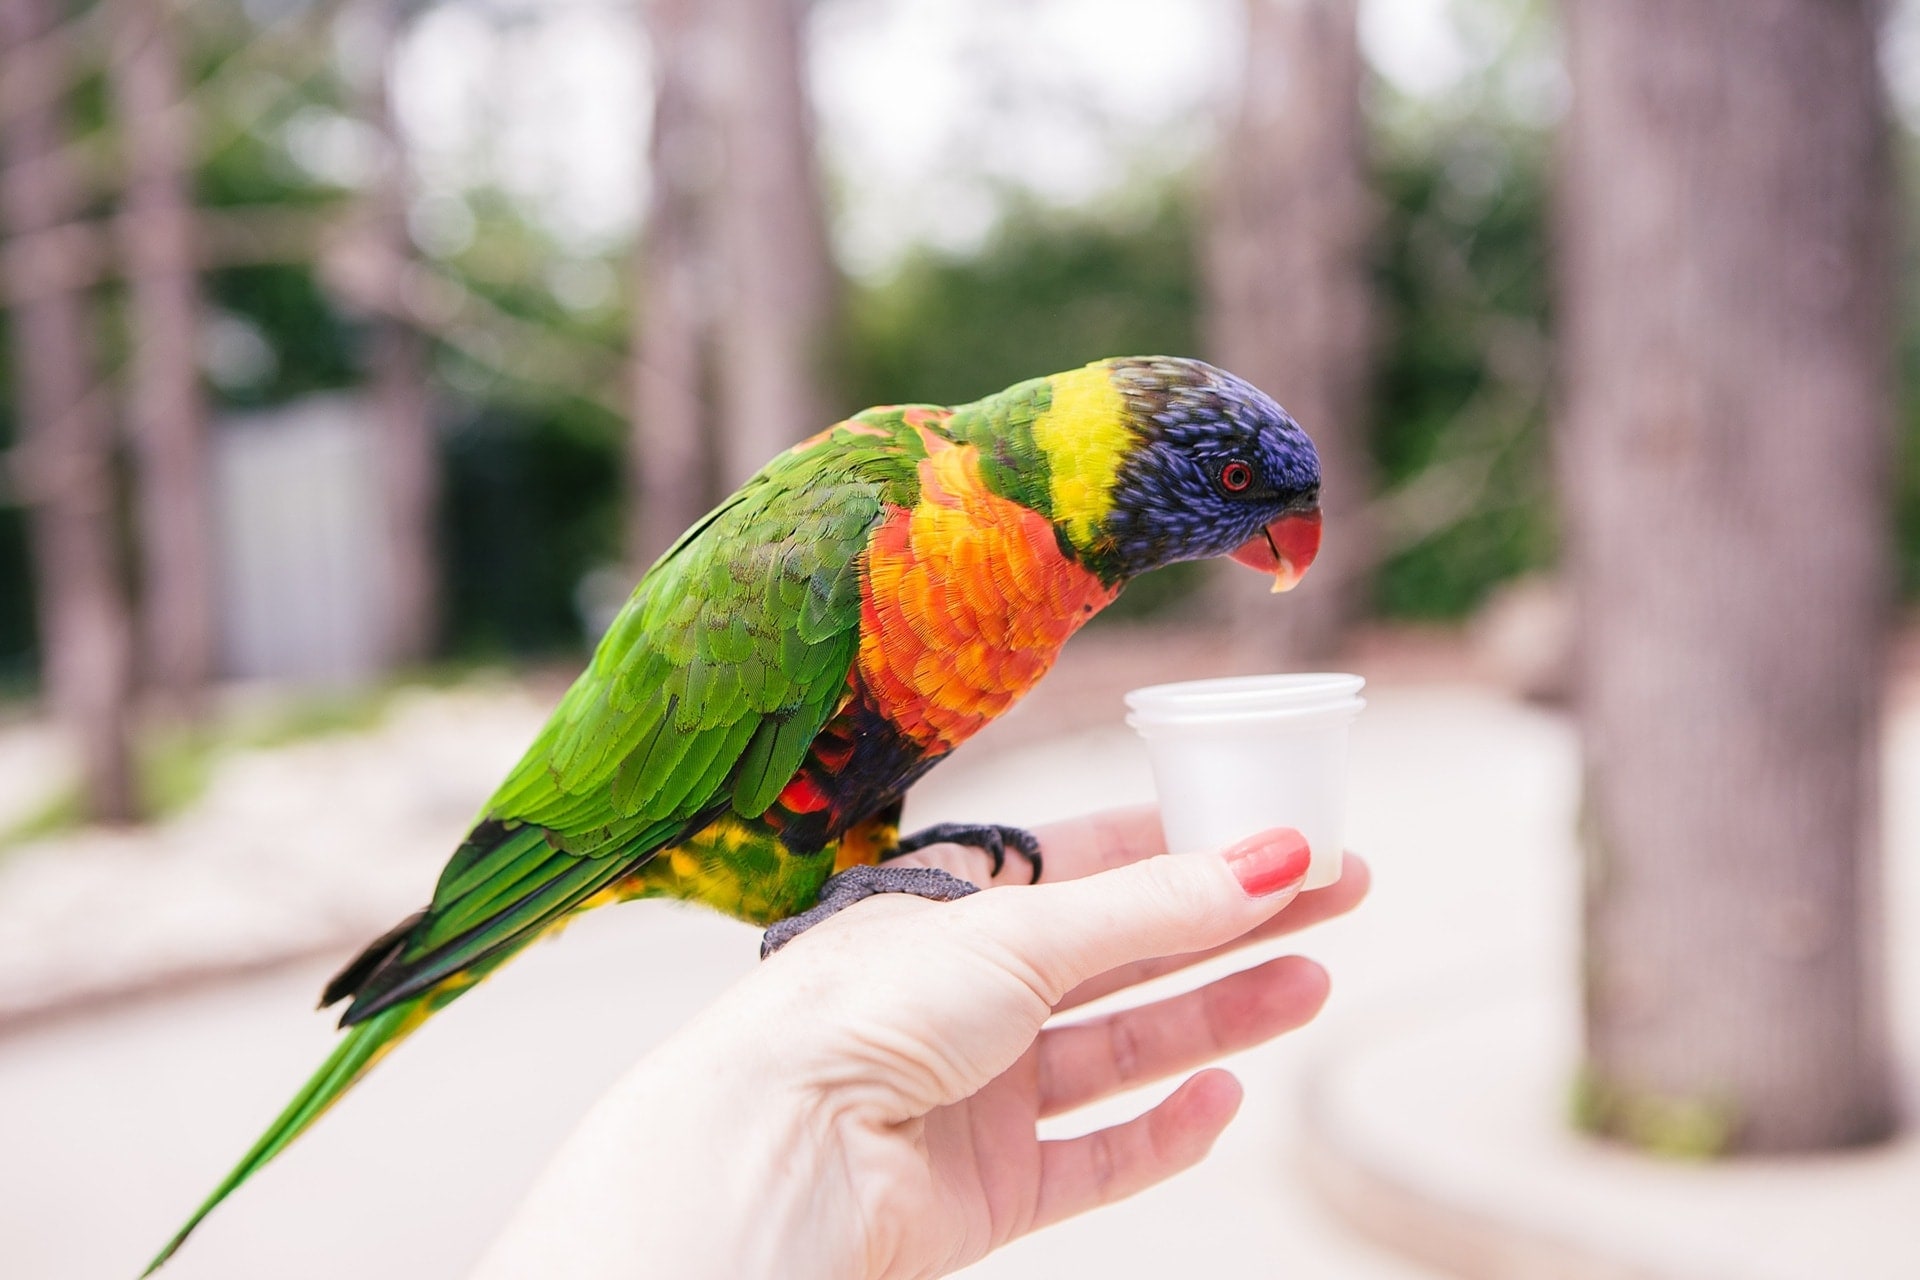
[1228,509,1322,594]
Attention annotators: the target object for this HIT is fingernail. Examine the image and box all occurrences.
[1222,829,1312,898]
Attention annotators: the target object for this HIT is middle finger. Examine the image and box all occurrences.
[1036,954,1330,1118]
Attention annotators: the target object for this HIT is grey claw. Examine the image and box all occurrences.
[891,823,1044,884]
[761,864,979,958]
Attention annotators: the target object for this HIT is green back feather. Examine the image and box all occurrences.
[944,375,1056,515]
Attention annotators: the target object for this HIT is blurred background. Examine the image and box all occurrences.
[1,0,1915,1276]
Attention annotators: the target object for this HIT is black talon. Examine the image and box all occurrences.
[888,822,1044,885]
[761,864,979,958]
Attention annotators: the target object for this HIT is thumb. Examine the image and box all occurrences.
[954,828,1313,1003]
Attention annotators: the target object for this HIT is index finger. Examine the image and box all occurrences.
[1031,811,1367,954]
[945,808,1366,1005]
[1056,853,1370,1010]
[1030,802,1369,1010]
[944,829,1324,1004]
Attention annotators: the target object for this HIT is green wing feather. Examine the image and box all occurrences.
[338,440,896,1021]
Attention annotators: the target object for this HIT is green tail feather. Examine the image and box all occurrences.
[142,1002,416,1275]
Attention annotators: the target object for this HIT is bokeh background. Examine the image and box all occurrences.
[2,0,1916,1276]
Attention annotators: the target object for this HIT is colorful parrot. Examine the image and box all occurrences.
[146,355,1322,1272]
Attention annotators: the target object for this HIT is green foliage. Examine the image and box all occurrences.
[415,187,632,658]
[1370,125,1558,617]
[0,315,31,690]
[206,265,360,405]
[230,686,394,748]
[1376,501,1554,618]
[189,5,363,409]
[1900,410,1920,600]
[0,684,395,852]
[1571,1065,1737,1159]
[844,190,1199,410]
[1896,144,1920,600]
[441,402,625,657]
[1099,560,1208,624]
[0,785,82,854]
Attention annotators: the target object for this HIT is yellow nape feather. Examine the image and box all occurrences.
[1031,362,1132,548]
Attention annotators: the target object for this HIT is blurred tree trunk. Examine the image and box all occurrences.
[109,0,214,715]
[712,0,835,487]
[629,0,835,563]
[361,0,439,666]
[1204,0,1372,664]
[0,0,140,820]
[629,0,721,567]
[1563,0,1896,1152]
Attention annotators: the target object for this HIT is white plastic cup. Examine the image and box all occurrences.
[1124,673,1365,890]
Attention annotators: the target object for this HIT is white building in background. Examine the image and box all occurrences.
[213,395,391,685]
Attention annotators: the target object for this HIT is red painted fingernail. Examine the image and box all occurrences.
[1222,829,1312,898]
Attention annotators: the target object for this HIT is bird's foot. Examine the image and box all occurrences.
[888,822,1043,884]
[760,864,979,959]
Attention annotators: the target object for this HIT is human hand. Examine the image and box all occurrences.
[472,806,1369,1280]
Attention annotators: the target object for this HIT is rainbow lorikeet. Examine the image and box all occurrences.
[146,355,1322,1271]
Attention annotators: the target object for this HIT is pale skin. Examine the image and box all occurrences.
[472,806,1370,1280]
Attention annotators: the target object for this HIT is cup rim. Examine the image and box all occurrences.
[1125,672,1365,722]
[1126,703,1364,734]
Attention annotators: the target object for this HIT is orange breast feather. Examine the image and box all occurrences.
[857,435,1118,752]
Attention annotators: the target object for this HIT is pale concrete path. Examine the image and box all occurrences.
[0,682,559,1025]
[1296,700,1920,1280]
[1307,985,1920,1280]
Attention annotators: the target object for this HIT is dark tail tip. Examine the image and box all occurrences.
[319,908,427,1009]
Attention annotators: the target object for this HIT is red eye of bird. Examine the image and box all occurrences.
[1219,460,1254,493]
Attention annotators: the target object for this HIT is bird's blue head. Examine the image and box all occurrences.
[1031,356,1322,587]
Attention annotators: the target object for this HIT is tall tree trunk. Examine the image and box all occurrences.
[712,0,835,487]
[629,0,722,568]
[361,0,438,666]
[1204,0,1372,664]
[1563,0,1896,1152]
[109,0,214,715]
[0,0,139,821]
[629,0,834,561]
